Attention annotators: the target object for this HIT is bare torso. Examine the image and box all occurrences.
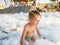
[25,23,36,39]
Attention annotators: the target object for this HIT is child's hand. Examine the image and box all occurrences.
[39,36,43,39]
[39,36,45,39]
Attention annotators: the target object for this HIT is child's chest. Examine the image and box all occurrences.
[28,26,36,33]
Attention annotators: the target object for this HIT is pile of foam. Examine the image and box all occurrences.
[0,12,60,45]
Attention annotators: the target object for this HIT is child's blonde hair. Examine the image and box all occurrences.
[29,10,41,19]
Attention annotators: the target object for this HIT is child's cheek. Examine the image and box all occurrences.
[35,21,37,24]
[35,21,39,25]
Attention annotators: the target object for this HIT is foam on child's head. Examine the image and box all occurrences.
[29,10,41,19]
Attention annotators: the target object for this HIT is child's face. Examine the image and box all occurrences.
[30,15,41,25]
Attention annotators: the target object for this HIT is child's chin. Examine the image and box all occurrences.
[34,23,38,25]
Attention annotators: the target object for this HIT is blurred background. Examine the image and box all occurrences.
[0,0,60,13]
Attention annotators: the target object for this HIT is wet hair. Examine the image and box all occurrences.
[29,10,41,19]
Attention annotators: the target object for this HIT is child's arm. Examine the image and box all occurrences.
[36,26,42,38]
[20,25,28,45]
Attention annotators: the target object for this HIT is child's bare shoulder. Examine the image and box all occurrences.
[24,23,30,30]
